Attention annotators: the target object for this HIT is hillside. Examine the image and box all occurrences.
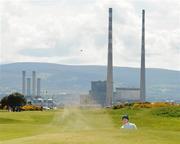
[0,62,180,101]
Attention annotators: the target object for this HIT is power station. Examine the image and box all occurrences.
[80,8,146,107]
[22,71,42,98]
[21,71,55,108]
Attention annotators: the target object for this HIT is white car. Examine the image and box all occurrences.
[43,106,50,110]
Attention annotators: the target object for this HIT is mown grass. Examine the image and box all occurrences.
[0,107,180,144]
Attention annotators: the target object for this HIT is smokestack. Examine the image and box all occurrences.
[22,71,26,95]
[140,9,146,102]
[27,78,31,97]
[37,78,41,97]
[32,71,36,97]
[106,8,113,106]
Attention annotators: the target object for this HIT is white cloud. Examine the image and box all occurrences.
[0,0,180,70]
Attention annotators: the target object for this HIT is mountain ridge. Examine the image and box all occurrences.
[0,62,180,101]
[1,62,179,71]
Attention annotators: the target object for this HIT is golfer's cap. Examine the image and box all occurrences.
[122,115,129,120]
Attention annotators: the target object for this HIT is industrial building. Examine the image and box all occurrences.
[114,88,140,103]
[89,81,107,107]
[80,81,107,107]
[33,98,55,109]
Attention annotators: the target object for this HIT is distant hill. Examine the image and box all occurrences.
[0,62,180,101]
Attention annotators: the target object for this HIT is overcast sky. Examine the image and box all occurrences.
[0,0,180,70]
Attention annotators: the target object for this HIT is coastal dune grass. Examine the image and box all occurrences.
[0,107,180,144]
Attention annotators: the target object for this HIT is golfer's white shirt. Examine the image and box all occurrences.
[121,122,137,129]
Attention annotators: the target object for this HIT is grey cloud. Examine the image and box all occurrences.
[1,0,180,70]
[19,39,81,57]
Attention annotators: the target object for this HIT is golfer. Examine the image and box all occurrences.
[121,115,137,129]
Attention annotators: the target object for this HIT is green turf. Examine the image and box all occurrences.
[0,108,180,144]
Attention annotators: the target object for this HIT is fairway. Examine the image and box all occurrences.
[0,108,180,144]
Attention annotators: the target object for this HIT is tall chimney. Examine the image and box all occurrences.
[140,9,146,102]
[22,71,26,95]
[27,78,31,97]
[37,78,41,97]
[32,71,36,97]
[106,8,113,106]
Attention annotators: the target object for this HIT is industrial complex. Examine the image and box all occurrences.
[80,8,146,107]
[22,71,55,108]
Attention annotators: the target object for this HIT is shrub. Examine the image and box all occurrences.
[151,102,171,108]
[21,105,43,111]
[112,104,125,109]
[133,103,152,109]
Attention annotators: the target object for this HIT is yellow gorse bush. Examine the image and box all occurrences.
[21,105,42,111]
[133,102,177,109]
[113,102,179,109]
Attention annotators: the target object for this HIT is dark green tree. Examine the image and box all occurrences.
[0,92,26,112]
[0,96,8,109]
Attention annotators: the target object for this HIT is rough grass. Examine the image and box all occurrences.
[0,107,180,144]
[151,106,180,117]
